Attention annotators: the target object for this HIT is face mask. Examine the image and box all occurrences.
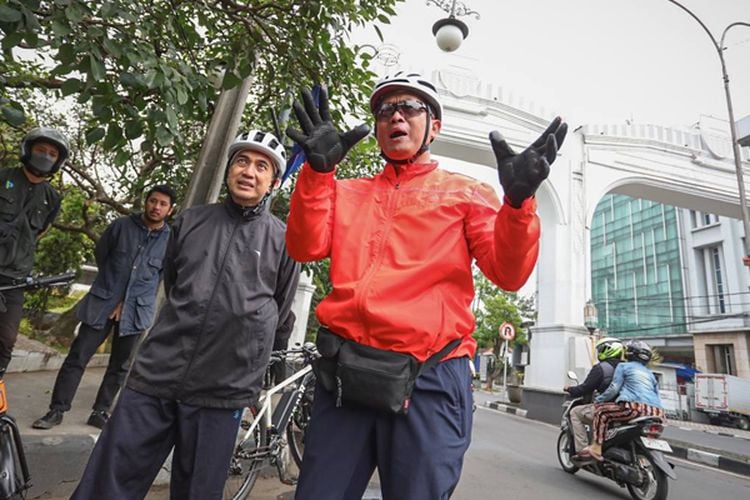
[26,152,57,175]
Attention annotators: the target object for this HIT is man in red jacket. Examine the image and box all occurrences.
[286,72,567,500]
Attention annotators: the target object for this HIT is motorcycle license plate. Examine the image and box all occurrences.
[641,437,672,453]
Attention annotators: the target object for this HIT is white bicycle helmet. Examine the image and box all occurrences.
[369,72,443,121]
[20,127,70,175]
[227,130,287,178]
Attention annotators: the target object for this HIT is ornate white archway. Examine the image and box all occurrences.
[431,69,750,390]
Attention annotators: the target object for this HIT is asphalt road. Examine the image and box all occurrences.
[453,407,750,500]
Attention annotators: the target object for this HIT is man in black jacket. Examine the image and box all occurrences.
[563,337,624,455]
[0,127,67,379]
[71,130,300,500]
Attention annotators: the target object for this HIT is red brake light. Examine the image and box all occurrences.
[643,423,664,437]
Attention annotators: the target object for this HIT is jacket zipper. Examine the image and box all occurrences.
[355,180,401,334]
[176,218,242,399]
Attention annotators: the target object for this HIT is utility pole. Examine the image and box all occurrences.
[182,77,254,209]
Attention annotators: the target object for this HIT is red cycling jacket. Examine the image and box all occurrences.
[286,161,540,362]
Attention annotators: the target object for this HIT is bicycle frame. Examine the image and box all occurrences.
[238,362,313,446]
[224,347,316,499]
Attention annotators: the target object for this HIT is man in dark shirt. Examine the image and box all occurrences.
[563,337,624,454]
[0,127,67,379]
[33,185,176,430]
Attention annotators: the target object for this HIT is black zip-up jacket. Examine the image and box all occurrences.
[127,198,300,409]
[567,358,620,401]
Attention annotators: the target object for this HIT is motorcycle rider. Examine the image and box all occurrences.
[563,337,624,456]
[582,340,664,461]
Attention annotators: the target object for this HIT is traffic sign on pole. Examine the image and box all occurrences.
[499,322,515,341]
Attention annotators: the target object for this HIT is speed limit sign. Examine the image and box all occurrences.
[499,322,516,341]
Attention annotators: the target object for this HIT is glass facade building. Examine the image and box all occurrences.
[590,195,686,338]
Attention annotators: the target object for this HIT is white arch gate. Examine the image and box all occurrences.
[430,69,750,392]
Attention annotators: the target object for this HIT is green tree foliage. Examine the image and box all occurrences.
[472,270,536,385]
[1,0,400,223]
[1,0,398,155]
[2,0,403,335]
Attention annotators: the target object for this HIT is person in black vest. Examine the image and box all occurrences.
[32,185,176,430]
[0,127,67,380]
[563,337,624,455]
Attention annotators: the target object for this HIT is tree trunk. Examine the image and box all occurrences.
[39,301,81,350]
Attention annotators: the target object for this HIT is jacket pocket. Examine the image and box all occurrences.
[88,285,113,300]
[28,206,48,231]
[133,294,156,330]
[0,191,16,219]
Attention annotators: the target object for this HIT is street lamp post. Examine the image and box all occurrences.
[584,300,599,359]
[667,0,750,258]
[426,0,480,52]
[583,300,598,336]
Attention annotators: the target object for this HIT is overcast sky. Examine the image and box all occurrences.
[354,0,750,131]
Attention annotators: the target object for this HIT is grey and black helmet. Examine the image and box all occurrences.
[625,340,653,364]
[20,127,70,176]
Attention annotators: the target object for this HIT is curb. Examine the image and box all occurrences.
[666,439,750,477]
[481,401,750,478]
[483,401,527,418]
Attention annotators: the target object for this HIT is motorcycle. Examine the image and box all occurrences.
[557,371,676,500]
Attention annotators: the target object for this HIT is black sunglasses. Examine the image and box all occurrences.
[375,99,429,121]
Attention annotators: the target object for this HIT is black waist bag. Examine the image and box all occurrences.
[312,327,460,415]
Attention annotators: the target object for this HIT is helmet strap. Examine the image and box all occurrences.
[378,112,432,166]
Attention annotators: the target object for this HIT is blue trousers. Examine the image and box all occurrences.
[295,357,473,500]
[70,387,241,500]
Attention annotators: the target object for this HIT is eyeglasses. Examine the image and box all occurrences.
[375,99,428,121]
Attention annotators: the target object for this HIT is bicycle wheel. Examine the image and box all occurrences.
[223,409,268,500]
[287,373,315,469]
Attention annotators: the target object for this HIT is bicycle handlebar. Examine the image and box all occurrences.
[0,272,76,293]
[269,343,319,364]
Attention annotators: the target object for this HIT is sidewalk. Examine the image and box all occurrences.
[4,337,381,499]
[478,388,750,477]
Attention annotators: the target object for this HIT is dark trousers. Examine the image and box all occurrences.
[0,288,25,374]
[71,387,242,500]
[49,320,139,412]
[295,357,474,500]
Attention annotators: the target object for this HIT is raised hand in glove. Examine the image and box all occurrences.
[286,86,370,173]
[491,116,568,208]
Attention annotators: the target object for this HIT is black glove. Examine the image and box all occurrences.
[491,116,568,208]
[286,86,370,173]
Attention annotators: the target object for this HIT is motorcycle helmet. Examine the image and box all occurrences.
[595,337,624,362]
[625,340,653,364]
[19,127,70,177]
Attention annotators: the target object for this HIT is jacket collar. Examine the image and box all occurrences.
[223,196,267,220]
[130,213,169,233]
[381,161,438,185]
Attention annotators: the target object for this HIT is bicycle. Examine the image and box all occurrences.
[0,272,76,499]
[222,342,318,500]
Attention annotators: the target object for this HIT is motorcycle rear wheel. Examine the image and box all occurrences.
[556,431,579,474]
[626,452,668,500]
